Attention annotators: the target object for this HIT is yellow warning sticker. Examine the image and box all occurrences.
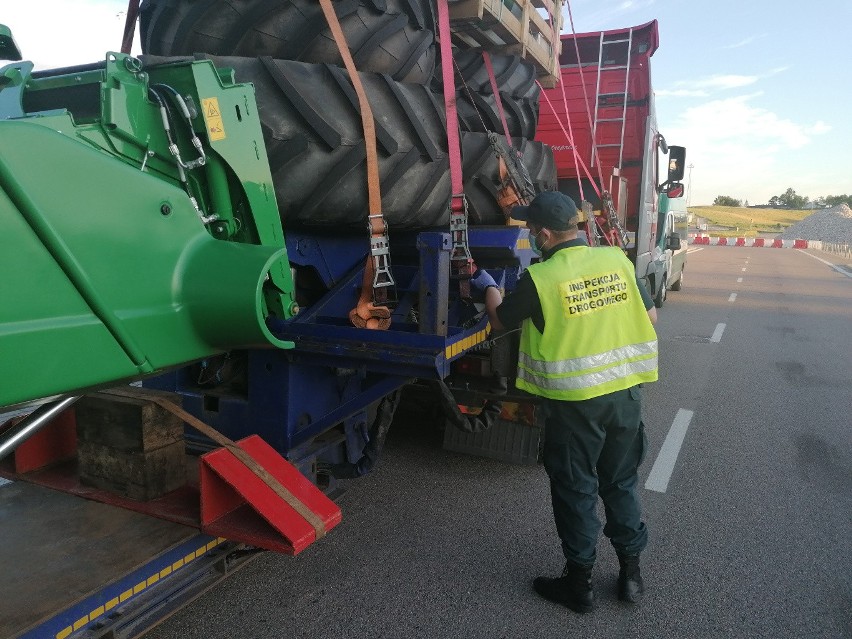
[201,97,226,141]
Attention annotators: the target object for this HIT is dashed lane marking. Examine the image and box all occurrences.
[645,409,695,493]
[728,293,737,302]
[737,277,743,283]
[710,323,726,343]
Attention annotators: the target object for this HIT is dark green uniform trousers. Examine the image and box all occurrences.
[541,385,648,566]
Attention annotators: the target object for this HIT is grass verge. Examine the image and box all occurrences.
[688,205,811,234]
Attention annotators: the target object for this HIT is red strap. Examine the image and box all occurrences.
[557,75,584,201]
[564,1,606,188]
[121,0,141,54]
[536,82,601,200]
[482,52,512,148]
[436,0,472,295]
[436,0,464,205]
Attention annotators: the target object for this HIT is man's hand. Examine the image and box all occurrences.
[470,268,498,291]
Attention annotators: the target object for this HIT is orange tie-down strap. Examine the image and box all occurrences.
[318,0,393,329]
[349,253,392,330]
[496,156,526,222]
[102,388,327,540]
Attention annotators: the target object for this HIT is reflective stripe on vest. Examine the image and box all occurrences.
[518,350,658,392]
[518,340,658,375]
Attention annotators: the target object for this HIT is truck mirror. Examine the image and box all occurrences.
[667,146,686,182]
[666,182,684,198]
[0,25,22,61]
[666,233,682,251]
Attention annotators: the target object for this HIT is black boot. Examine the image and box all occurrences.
[617,553,644,603]
[533,561,595,613]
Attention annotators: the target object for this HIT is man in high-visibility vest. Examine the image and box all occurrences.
[470,191,658,613]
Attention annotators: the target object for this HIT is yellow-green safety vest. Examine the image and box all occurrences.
[516,245,658,401]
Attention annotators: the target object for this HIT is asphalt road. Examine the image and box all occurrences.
[144,246,851,639]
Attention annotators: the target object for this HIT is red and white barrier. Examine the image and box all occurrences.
[688,235,809,248]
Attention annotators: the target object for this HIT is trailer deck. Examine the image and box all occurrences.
[0,476,257,639]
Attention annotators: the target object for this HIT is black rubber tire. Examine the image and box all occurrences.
[517,137,557,193]
[433,51,539,100]
[653,275,667,308]
[139,0,437,83]
[456,92,539,139]
[462,132,557,225]
[670,268,683,291]
[180,56,451,229]
[434,52,540,139]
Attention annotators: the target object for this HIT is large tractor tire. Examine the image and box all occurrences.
[163,55,452,229]
[456,93,539,139]
[433,51,539,100]
[434,52,540,139]
[462,132,557,225]
[519,137,557,194]
[139,0,437,83]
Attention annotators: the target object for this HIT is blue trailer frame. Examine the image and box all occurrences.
[145,226,534,477]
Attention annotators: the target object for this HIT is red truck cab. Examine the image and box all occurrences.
[536,20,686,305]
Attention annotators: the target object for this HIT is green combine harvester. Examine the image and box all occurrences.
[0,32,297,409]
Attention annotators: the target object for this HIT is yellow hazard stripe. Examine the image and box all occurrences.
[444,326,490,360]
[55,537,226,639]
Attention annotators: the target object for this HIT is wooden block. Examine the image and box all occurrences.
[75,387,187,501]
[78,440,187,501]
[75,387,184,453]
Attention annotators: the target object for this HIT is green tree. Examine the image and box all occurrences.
[714,195,742,207]
[775,187,808,209]
[824,194,851,207]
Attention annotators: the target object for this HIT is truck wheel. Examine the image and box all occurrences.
[654,275,667,308]
[178,56,451,229]
[670,268,684,291]
[139,0,437,83]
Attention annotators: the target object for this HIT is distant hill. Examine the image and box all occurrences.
[689,205,811,234]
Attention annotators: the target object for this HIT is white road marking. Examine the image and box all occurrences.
[710,323,726,343]
[741,267,747,272]
[645,409,695,493]
[0,478,12,488]
[797,250,852,279]
[687,247,704,253]
[737,277,743,283]
[728,293,737,302]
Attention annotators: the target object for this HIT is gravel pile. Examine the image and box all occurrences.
[780,204,852,244]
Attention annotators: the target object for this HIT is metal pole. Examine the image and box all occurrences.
[686,163,694,206]
[0,396,81,460]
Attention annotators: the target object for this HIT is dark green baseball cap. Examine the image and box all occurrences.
[511,191,578,230]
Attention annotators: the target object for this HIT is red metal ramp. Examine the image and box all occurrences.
[200,435,341,554]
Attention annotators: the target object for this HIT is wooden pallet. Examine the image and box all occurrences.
[449,0,564,87]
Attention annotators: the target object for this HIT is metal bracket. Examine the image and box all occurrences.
[367,215,396,305]
[449,195,473,277]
